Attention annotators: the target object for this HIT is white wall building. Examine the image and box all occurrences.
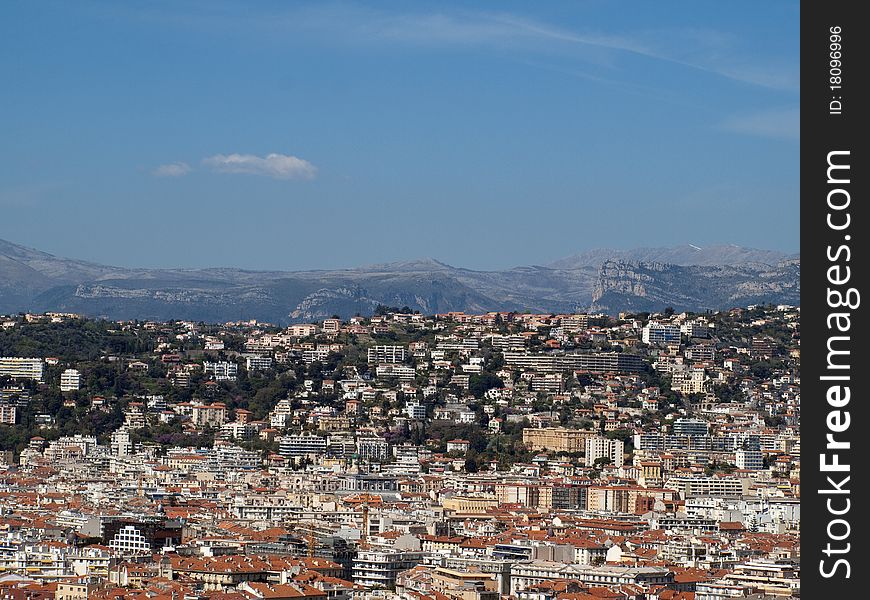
[111,427,133,457]
[642,323,681,345]
[735,449,764,471]
[368,345,407,364]
[279,434,328,457]
[203,361,238,381]
[0,357,44,381]
[585,436,624,468]
[60,368,82,391]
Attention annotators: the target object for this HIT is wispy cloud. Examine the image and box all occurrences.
[152,162,192,177]
[202,153,317,179]
[487,15,798,91]
[111,4,798,92]
[278,8,798,91]
[721,108,799,141]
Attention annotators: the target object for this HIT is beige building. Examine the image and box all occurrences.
[442,496,499,513]
[191,403,227,428]
[56,582,89,600]
[522,427,596,453]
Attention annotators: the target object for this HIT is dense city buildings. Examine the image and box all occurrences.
[0,305,801,598]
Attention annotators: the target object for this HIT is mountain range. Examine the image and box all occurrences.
[0,238,799,324]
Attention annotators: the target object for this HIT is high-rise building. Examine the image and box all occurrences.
[735,449,764,471]
[191,403,227,428]
[353,551,425,589]
[279,434,328,457]
[673,418,709,437]
[203,361,238,381]
[503,352,643,374]
[368,345,407,364]
[244,355,273,371]
[60,368,81,391]
[0,403,17,425]
[0,357,44,381]
[585,436,624,468]
[110,427,133,457]
[357,436,390,461]
[751,336,776,358]
[642,323,682,345]
[405,401,427,420]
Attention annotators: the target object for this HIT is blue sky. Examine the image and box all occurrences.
[0,0,799,271]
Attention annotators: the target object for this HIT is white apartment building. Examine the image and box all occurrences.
[376,363,416,381]
[270,398,295,429]
[357,437,390,461]
[0,357,44,381]
[203,361,238,381]
[279,434,328,457]
[245,355,273,371]
[107,525,152,555]
[735,449,764,471]
[367,345,407,364]
[60,368,82,391]
[405,401,427,420]
[356,437,390,460]
[642,323,681,345]
[585,436,624,468]
[204,337,225,350]
[664,476,748,498]
[353,551,425,589]
[509,562,672,596]
[45,435,99,461]
[111,427,133,457]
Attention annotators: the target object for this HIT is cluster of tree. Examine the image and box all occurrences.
[0,319,154,361]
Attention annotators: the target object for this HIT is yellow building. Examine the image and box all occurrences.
[56,582,89,600]
[442,496,499,513]
[522,427,596,453]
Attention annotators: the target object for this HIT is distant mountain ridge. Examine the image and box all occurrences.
[0,239,799,323]
[548,245,798,269]
[589,259,800,314]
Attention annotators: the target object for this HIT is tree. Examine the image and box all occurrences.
[464,450,480,473]
[604,429,633,445]
[469,374,504,399]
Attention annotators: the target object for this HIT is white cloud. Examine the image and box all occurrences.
[153,162,192,177]
[202,153,317,179]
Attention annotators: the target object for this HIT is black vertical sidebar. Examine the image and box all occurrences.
[801,2,868,596]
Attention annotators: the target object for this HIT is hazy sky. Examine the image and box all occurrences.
[1,0,799,271]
